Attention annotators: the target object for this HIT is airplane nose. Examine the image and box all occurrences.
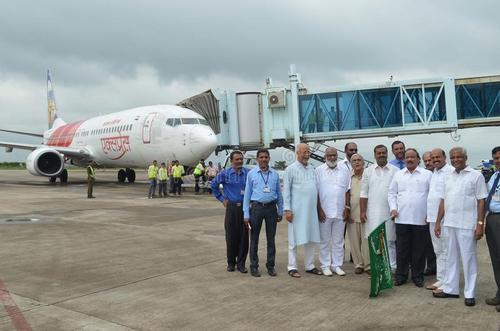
[189,126,218,159]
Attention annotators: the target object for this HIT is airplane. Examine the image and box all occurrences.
[0,70,218,183]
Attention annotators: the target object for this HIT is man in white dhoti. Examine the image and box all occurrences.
[425,148,454,290]
[316,147,351,276]
[433,147,487,307]
[283,143,322,278]
[360,144,399,272]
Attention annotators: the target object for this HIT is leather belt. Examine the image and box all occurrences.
[251,200,276,207]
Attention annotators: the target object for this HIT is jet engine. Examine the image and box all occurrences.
[26,148,64,177]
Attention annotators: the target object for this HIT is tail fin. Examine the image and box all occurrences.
[47,69,65,129]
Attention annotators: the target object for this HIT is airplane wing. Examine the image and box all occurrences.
[0,142,91,159]
[0,129,44,137]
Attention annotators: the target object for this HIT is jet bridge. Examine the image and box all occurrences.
[179,66,499,152]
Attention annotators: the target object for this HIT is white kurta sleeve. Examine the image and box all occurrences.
[388,173,398,211]
[474,173,489,200]
[283,165,292,211]
[360,167,370,198]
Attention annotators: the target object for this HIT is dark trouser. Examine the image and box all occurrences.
[194,175,201,193]
[158,180,167,196]
[395,223,428,282]
[424,223,436,272]
[173,178,182,195]
[169,176,174,193]
[87,178,94,198]
[486,213,500,298]
[148,179,157,198]
[249,203,278,271]
[225,203,249,268]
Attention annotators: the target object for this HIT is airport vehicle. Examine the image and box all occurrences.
[0,71,218,183]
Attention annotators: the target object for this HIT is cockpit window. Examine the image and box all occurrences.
[198,118,209,126]
[181,118,199,125]
[166,118,174,126]
[173,118,182,126]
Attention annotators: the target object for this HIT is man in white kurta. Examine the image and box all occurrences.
[360,144,399,271]
[433,147,488,307]
[425,148,454,290]
[283,143,322,277]
[316,147,351,276]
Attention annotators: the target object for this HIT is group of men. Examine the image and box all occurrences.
[147,160,185,198]
[211,142,500,311]
[147,159,219,198]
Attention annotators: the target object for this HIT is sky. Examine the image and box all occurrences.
[0,0,499,166]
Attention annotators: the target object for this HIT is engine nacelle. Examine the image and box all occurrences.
[26,148,64,177]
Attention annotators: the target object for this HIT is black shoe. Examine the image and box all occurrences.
[486,297,500,306]
[496,305,500,312]
[227,265,235,272]
[267,268,277,277]
[464,298,476,307]
[251,269,261,277]
[433,291,459,299]
[237,265,248,274]
[394,279,407,286]
[414,280,424,288]
[423,269,436,276]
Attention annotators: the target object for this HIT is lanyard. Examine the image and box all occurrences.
[259,171,270,186]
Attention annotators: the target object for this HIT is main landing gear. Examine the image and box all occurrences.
[118,168,135,183]
[49,169,68,183]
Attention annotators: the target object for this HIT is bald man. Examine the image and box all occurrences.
[283,143,322,278]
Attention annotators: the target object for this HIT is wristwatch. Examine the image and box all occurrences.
[345,205,351,210]
[478,220,484,225]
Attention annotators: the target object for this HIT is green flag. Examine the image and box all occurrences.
[368,221,393,297]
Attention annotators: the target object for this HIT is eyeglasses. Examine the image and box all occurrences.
[348,149,358,152]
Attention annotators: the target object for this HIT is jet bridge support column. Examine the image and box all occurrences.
[289,64,301,147]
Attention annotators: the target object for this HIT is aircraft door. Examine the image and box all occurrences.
[142,112,157,144]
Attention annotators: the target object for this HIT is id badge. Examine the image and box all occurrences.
[493,194,500,202]
[263,186,271,193]
[240,189,245,195]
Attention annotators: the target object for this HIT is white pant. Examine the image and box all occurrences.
[388,240,396,270]
[288,242,316,271]
[319,218,345,270]
[429,222,448,286]
[442,226,477,298]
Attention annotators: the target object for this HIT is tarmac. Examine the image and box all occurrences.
[0,169,499,331]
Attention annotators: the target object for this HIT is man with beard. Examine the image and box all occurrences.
[243,149,283,277]
[316,146,351,276]
[426,148,454,290]
[433,147,487,307]
[284,143,322,278]
[212,151,249,273]
[360,145,399,272]
[390,141,406,170]
[389,148,432,287]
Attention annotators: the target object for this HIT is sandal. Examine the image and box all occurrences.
[288,269,301,278]
[305,267,323,275]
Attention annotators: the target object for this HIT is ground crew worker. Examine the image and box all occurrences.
[158,162,169,197]
[194,159,205,194]
[87,161,95,199]
[148,160,159,199]
[172,160,185,195]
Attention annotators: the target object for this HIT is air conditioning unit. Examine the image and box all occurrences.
[268,90,285,109]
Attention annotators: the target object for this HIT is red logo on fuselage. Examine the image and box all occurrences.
[101,136,131,160]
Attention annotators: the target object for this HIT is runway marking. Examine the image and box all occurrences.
[0,280,32,331]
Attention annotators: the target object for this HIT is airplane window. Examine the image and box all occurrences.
[198,118,210,126]
[181,118,199,125]
[173,118,181,126]
[129,124,133,130]
[166,118,174,126]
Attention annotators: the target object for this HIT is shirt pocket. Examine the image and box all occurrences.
[414,180,428,193]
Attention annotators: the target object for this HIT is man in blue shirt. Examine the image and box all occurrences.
[485,146,500,311]
[243,149,284,277]
[389,140,406,170]
[212,151,249,273]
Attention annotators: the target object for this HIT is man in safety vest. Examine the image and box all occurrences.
[194,159,205,194]
[87,160,96,199]
[172,160,185,195]
[148,160,159,199]
[158,162,169,198]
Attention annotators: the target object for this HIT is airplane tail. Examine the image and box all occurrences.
[47,69,66,129]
